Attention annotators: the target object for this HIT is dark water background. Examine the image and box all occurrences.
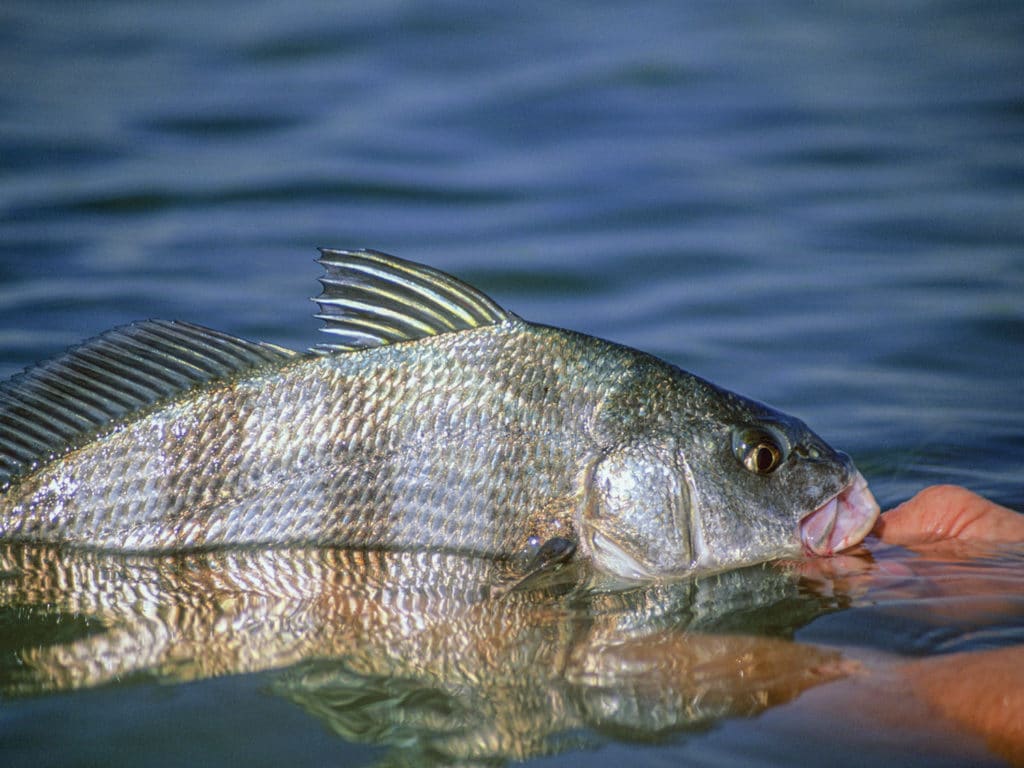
[1,1,1022,766]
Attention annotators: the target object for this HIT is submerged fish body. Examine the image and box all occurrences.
[0,250,878,578]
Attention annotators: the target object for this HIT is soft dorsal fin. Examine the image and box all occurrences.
[313,249,510,352]
[0,320,297,488]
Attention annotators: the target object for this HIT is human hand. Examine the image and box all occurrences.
[870,485,1024,765]
[873,484,1024,546]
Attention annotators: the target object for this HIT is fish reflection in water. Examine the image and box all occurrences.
[0,543,846,763]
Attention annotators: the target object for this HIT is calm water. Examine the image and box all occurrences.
[1,1,1023,766]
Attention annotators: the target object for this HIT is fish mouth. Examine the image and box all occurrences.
[799,471,880,556]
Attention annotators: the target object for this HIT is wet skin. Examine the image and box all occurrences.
[875,483,1024,546]
[873,485,1024,766]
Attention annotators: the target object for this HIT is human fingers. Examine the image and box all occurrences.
[873,485,1024,545]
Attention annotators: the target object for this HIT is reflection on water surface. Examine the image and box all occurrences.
[2,538,1022,766]
[1,1,1022,766]
[0,545,843,763]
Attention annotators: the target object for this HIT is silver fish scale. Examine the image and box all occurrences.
[0,250,874,580]
[0,319,624,555]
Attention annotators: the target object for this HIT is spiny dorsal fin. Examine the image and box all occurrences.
[0,320,297,488]
[313,249,510,352]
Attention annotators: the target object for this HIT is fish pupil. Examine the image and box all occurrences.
[755,445,776,472]
[732,425,785,475]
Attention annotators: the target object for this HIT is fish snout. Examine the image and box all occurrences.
[799,471,880,556]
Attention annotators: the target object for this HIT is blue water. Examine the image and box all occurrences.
[1,1,1022,766]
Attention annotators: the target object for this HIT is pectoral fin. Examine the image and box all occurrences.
[494,537,577,595]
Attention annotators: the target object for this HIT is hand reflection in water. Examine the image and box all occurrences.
[873,486,1024,766]
[791,485,1024,766]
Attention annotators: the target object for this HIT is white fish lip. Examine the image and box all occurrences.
[799,471,880,556]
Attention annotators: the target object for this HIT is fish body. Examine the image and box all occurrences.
[0,250,878,578]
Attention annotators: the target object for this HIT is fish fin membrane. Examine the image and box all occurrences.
[0,320,297,488]
[313,249,510,352]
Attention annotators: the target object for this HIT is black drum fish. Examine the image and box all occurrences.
[0,249,878,580]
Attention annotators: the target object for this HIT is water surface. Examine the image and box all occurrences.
[1,1,1022,766]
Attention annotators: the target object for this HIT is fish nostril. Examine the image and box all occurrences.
[793,440,841,462]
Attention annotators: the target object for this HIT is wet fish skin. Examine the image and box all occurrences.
[0,250,878,577]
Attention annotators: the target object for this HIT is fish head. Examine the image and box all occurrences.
[679,399,880,575]
[583,372,879,580]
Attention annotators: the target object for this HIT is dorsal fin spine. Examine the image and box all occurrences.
[316,297,442,337]
[321,262,467,328]
[314,248,509,351]
[312,313,416,344]
[313,325,387,349]
[355,253,503,323]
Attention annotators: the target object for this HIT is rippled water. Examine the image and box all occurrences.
[1,1,1022,766]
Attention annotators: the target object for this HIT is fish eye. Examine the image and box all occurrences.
[732,426,786,475]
